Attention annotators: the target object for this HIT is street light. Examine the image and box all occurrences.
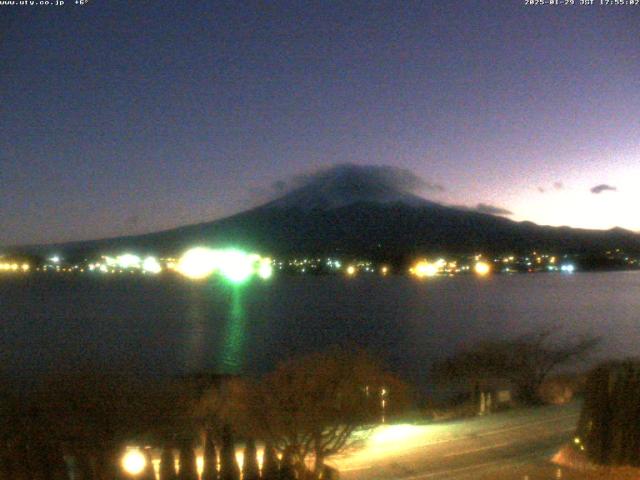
[121,448,146,476]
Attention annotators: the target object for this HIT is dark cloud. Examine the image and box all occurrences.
[474,203,514,216]
[450,203,514,216]
[590,184,617,194]
[257,164,449,210]
[272,163,445,197]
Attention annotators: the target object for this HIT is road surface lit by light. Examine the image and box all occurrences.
[331,402,581,480]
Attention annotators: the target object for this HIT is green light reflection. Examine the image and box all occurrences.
[219,285,247,373]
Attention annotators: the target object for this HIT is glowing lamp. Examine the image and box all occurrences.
[474,261,491,276]
[414,261,437,278]
[218,250,253,284]
[177,247,218,280]
[142,256,162,274]
[257,259,273,280]
[121,448,146,475]
[116,254,141,269]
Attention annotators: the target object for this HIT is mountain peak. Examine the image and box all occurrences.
[263,164,439,211]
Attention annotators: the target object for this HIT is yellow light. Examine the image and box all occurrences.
[346,265,356,276]
[474,261,491,276]
[372,424,420,444]
[414,261,437,278]
[121,448,146,475]
[196,456,204,476]
[103,256,117,266]
[381,266,389,275]
[258,259,273,280]
[142,256,162,274]
[21,263,30,271]
[177,247,218,280]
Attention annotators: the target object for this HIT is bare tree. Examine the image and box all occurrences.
[250,348,411,478]
[432,328,600,405]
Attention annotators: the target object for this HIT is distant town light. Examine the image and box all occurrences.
[217,250,254,284]
[474,261,491,276]
[258,259,273,280]
[413,260,438,278]
[142,256,162,274]
[177,247,218,280]
[560,264,575,273]
[346,265,356,276]
[176,247,271,283]
[116,254,141,269]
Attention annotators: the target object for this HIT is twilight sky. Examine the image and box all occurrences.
[1,1,638,246]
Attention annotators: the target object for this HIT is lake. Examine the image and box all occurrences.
[1,272,639,390]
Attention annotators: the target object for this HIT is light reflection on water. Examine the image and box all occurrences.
[0,272,639,388]
[219,286,247,373]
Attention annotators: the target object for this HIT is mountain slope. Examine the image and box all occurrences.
[13,164,640,259]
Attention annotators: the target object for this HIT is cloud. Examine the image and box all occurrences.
[451,203,514,216]
[538,181,564,193]
[474,203,514,216]
[590,184,617,194]
[272,163,445,197]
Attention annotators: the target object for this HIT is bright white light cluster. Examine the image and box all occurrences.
[560,264,575,273]
[177,247,273,283]
[89,254,162,274]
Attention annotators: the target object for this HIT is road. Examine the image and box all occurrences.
[330,402,581,480]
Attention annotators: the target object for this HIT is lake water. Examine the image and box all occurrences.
[1,272,639,389]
